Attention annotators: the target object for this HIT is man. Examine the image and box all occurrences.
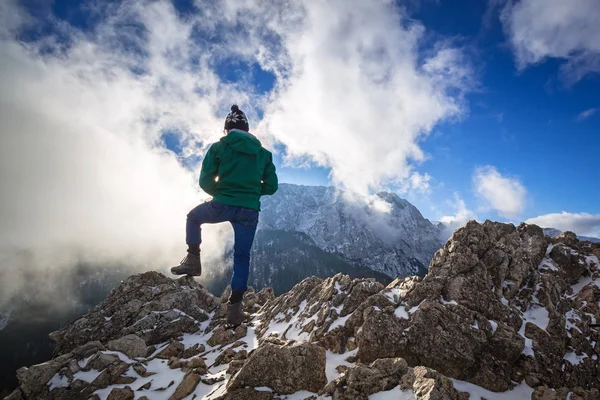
[171,105,278,326]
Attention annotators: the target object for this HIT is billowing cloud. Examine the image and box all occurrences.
[440,192,477,241]
[501,0,600,83]
[526,212,600,237]
[0,0,472,305]
[223,0,473,194]
[473,165,526,218]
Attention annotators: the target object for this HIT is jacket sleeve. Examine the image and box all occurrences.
[199,144,219,196]
[261,152,278,196]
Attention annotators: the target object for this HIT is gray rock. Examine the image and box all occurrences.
[107,334,147,359]
[228,341,327,394]
[107,386,135,400]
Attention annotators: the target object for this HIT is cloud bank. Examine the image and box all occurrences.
[501,0,600,83]
[0,0,472,305]
[526,212,600,237]
[473,165,526,218]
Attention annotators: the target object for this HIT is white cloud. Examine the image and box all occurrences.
[501,0,600,83]
[526,212,600,237]
[440,192,477,241]
[576,108,597,121]
[0,0,472,304]
[473,165,526,218]
[241,0,472,194]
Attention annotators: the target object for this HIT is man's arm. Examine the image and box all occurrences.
[261,152,278,195]
[199,144,219,196]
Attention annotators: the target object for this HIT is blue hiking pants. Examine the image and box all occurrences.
[186,200,258,293]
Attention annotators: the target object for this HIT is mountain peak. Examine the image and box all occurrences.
[8,220,600,399]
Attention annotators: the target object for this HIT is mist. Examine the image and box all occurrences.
[0,0,471,309]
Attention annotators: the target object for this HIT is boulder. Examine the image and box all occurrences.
[107,334,147,359]
[228,341,327,394]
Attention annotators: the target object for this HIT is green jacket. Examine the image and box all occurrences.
[199,130,278,211]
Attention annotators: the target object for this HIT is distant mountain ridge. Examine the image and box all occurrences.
[257,183,443,279]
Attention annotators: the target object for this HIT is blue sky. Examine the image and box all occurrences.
[3,0,600,236]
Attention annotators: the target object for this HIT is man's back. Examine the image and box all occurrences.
[199,129,277,211]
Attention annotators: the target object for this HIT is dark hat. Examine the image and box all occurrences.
[224,104,249,132]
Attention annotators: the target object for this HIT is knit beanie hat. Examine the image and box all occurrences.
[224,104,249,132]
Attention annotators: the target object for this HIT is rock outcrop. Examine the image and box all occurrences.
[6,221,600,400]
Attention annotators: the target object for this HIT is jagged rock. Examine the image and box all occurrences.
[107,386,134,400]
[186,356,208,371]
[169,372,201,400]
[133,363,152,377]
[168,356,183,369]
[320,358,468,400]
[228,341,326,394]
[15,353,73,398]
[4,389,24,400]
[532,385,600,400]
[214,348,237,366]
[207,325,247,347]
[227,359,245,375]
[408,366,469,400]
[156,341,184,359]
[91,360,129,388]
[87,352,119,371]
[50,272,218,355]
[182,343,205,358]
[72,341,105,358]
[214,388,274,400]
[320,358,409,398]
[107,334,147,359]
[10,221,600,399]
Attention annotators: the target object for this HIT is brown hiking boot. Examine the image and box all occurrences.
[170,253,201,276]
[226,302,248,327]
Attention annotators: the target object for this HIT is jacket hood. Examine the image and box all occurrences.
[221,129,262,154]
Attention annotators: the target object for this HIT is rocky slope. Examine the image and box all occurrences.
[259,183,443,278]
[6,221,600,400]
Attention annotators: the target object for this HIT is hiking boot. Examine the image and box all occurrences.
[226,302,248,327]
[171,253,201,276]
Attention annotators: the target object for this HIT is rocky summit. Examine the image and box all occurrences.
[5,221,600,400]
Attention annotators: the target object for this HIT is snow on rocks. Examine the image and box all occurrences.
[6,222,600,399]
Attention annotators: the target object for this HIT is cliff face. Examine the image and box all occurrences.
[6,221,600,400]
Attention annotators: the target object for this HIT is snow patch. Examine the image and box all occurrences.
[73,369,102,383]
[326,349,358,382]
[369,386,416,399]
[563,351,588,365]
[440,296,458,305]
[394,306,409,320]
[47,373,69,390]
[489,320,498,334]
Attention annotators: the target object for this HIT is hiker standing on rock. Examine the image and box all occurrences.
[171,105,278,326]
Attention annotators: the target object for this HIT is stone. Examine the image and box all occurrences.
[156,341,184,359]
[50,271,218,356]
[227,359,245,375]
[213,388,274,400]
[15,353,73,398]
[207,325,247,347]
[228,341,327,394]
[107,334,147,359]
[187,356,207,371]
[107,386,134,400]
[72,341,105,358]
[169,372,201,400]
[182,343,205,358]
